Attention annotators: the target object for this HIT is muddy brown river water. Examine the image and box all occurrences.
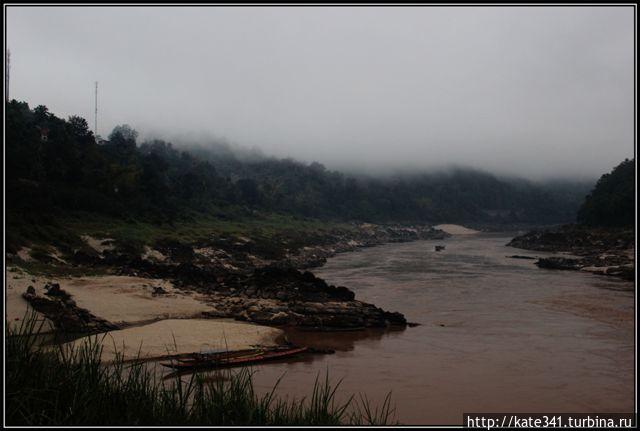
[209,233,635,424]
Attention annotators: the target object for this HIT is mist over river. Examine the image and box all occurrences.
[248,232,634,425]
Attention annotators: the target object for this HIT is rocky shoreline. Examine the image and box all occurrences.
[507,224,634,281]
[13,223,449,333]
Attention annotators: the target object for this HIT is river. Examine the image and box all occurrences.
[248,232,635,425]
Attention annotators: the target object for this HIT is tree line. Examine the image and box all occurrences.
[6,100,591,226]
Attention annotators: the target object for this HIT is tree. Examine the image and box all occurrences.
[33,105,50,122]
[68,116,92,140]
[106,124,138,164]
[108,124,138,143]
[577,159,635,227]
[237,178,262,206]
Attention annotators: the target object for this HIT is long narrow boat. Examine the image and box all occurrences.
[161,346,308,371]
[176,348,263,363]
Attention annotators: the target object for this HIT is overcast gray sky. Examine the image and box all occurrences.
[6,6,635,180]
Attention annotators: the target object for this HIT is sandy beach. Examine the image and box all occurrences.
[434,224,480,235]
[6,267,284,359]
[63,319,283,362]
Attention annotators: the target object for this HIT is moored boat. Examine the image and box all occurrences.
[176,348,262,363]
[161,346,308,371]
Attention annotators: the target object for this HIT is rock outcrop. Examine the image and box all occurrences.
[22,284,118,333]
[508,225,634,281]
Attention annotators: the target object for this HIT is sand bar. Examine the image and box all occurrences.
[64,318,283,361]
[6,269,215,332]
[435,224,480,235]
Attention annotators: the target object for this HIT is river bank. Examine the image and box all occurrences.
[507,224,635,281]
[6,222,450,356]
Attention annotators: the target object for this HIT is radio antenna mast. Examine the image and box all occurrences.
[5,49,10,102]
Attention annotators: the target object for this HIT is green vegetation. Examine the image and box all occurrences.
[61,210,350,245]
[6,313,396,426]
[5,258,111,277]
[7,207,356,261]
[577,158,635,227]
[7,99,591,252]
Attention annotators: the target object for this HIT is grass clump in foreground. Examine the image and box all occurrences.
[6,313,396,426]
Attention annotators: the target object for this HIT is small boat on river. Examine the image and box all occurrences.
[161,346,309,371]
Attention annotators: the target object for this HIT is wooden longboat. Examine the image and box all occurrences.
[161,346,308,371]
[176,348,263,363]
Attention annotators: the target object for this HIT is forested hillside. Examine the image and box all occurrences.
[6,100,590,230]
[577,158,635,227]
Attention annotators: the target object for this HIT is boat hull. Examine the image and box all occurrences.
[161,347,308,371]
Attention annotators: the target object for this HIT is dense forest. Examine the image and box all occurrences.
[577,158,635,227]
[6,100,592,230]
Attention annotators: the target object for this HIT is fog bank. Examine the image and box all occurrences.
[6,6,634,180]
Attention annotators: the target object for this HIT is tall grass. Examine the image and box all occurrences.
[6,312,397,426]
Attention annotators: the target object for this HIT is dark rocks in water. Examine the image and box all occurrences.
[203,291,407,330]
[535,257,582,270]
[508,225,634,254]
[507,255,537,260]
[289,300,403,329]
[604,266,635,281]
[535,256,635,281]
[509,225,634,281]
[313,312,365,328]
[380,310,407,326]
[435,245,445,252]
